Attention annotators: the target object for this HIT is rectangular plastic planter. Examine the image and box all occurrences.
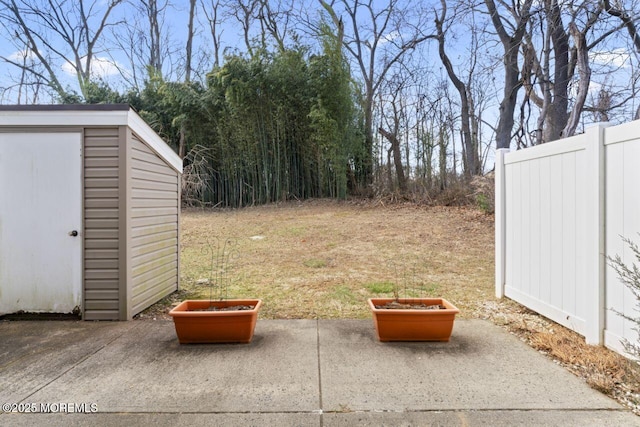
[368,298,459,342]
[169,299,262,344]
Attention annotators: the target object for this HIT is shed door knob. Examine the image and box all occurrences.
[69,230,78,237]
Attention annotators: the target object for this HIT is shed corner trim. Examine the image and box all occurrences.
[127,109,183,174]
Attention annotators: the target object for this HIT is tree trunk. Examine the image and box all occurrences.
[363,93,374,185]
[543,0,570,142]
[379,127,407,192]
[485,0,532,149]
[202,0,223,68]
[495,46,522,149]
[435,2,478,176]
[178,125,187,159]
[562,22,591,138]
[185,0,196,82]
[438,127,447,190]
[148,0,163,75]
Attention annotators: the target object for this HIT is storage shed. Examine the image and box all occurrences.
[0,105,182,320]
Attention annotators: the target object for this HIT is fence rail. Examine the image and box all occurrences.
[495,121,640,355]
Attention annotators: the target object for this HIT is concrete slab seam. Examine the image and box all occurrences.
[1,408,634,416]
[16,322,146,403]
[316,318,324,426]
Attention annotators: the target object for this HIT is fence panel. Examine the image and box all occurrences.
[502,135,590,335]
[603,122,640,354]
[496,122,640,354]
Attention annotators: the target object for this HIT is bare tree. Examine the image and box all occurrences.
[520,1,614,143]
[256,0,293,52]
[185,0,197,82]
[2,48,47,103]
[484,0,533,149]
[602,0,640,119]
[415,92,436,189]
[0,0,123,101]
[228,0,259,57]
[201,0,224,68]
[143,0,164,75]
[319,0,431,184]
[108,13,144,89]
[434,0,481,176]
[378,77,407,192]
[602,0,640,52]
[563,21,592,138]
[109,0,185,86]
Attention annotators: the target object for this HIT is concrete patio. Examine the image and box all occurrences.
[0,319,638,426]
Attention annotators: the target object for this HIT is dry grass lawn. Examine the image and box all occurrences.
[176,199,494,319]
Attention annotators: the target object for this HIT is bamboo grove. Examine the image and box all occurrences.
[123,35,365,207]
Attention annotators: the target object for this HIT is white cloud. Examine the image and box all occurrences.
[589,48,630,68]
[379,31,400,45]
[568,78,611,99]
[7,49,37,62]
[61,56,123,78]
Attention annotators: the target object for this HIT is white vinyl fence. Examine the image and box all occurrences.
[495,121,640,355]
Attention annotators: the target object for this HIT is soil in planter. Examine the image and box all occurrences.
[194,305,255,311]
[375,301,446,310]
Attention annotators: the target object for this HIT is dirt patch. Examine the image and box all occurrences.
[374,302,445,310]
[193,305,255,311]
[0,312,81,321]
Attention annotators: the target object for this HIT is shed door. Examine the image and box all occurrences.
[0,132,82,314]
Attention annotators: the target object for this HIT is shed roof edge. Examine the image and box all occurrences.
[0,105,183,174]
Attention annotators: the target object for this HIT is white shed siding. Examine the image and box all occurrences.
[0,105,182,321]
[129,134,179,315]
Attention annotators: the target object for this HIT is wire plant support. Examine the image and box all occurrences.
[203,237,240,305]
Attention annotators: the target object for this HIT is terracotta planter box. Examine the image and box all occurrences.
[368,298,459,342]
[169,299,262,344]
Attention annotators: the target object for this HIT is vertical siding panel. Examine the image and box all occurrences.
[605,142,625,341]
[538,157,552,304]
[507,163,522,294]
[561,152,577,317]
[515,163,524,294]
[504,138,587,335]
[521,161,531,296]
[118,125,131,320]
[505,165,514,293]
[177,159,182,292]
[549,155,564,309]
[83,127,120,320]
[574,149,587,322]
[529,158,541,300]
[501,122,640,353]
[622,139,640,342]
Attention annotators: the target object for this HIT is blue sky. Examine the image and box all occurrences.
[0,0,440,101]
[1,0,638,164]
